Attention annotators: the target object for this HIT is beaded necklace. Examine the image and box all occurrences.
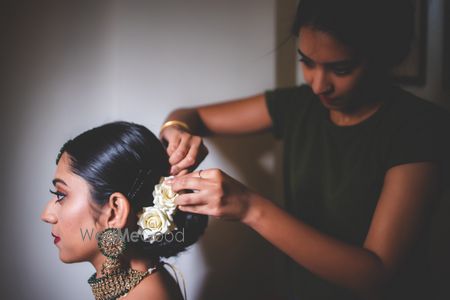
[88,265,157,300]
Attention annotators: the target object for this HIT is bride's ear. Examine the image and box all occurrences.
[103,192,131,229]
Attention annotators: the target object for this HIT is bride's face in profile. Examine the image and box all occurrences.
[41,152,100,263]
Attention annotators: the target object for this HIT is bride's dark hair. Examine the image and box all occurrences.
[56,121,208,258]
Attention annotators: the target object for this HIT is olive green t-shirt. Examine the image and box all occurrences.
[265,84,450,299]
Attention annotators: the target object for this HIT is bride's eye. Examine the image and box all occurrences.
[49,189,66,203]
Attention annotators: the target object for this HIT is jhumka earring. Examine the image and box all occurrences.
[98,227,126,275]
[88,228,151,300]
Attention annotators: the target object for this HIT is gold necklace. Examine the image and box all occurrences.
[88,266,157,300]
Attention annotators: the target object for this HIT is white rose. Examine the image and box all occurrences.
[137,206,176,243]
[153,177,178,215]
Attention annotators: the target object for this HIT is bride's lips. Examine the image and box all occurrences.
[52,232,61,244]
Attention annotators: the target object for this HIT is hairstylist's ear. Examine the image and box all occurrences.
[104,192,130,229]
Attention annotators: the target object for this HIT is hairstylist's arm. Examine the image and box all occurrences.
[168,162,439,298]
[160,93,272,175]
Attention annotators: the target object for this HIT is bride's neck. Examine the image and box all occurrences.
[91,254,158,278]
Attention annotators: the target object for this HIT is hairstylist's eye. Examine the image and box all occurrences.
[49,189,66,203]
[330,61,357,76]
[299,58,315,68]
[333,67,353,76]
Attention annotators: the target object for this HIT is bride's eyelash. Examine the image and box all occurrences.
[49,189,66,202]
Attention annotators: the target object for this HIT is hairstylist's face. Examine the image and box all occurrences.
[41,152,100,263]
[298,26,370,112]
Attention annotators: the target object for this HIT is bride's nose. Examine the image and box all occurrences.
[41,200,57,224]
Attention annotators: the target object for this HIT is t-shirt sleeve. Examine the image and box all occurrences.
[385,108,450,171]
[265,85,313,139]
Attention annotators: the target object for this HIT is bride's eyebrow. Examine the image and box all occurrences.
[52,178,68,187]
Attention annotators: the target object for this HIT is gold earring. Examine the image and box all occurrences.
[97,228,126,276]
[90,228,151,300]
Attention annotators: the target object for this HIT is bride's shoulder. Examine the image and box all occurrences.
[125,268,183,300]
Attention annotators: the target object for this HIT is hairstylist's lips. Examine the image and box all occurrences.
[52,232,61,244]
[319,95,336,105]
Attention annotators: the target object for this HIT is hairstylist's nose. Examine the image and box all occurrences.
[311,70,332,95]
[41,200,57,224]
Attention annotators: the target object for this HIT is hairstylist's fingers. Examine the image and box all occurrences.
[169,136,190,165]
[171,147,197,175]
[166,137,180,156]
[172,169,206,180]
[191,168,224,180]
[160,126,181,155]
[178,202,223,218]
[175,193,207,207]
[170,169,222,186]
[170,177,205,193]
[171,166,193,176]
[175,169,189,176]
[178,204,209,215]
[171,136,208,174]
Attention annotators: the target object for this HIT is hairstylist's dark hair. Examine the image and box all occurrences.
[292,0,415,69]
[56,121,208,258]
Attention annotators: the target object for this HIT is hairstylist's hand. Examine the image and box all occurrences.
[160,126,209,176]
[167,169,254,221]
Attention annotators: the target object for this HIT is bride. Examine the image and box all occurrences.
[41,121,208,300]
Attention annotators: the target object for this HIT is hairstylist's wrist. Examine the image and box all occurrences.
[159,120,191,136]
[241,192,266,228]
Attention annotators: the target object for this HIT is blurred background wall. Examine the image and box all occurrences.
[0,0,448,299]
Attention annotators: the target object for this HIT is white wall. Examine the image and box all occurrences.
[0,1,291,299]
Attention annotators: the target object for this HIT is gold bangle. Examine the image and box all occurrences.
[160,120,191,134]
